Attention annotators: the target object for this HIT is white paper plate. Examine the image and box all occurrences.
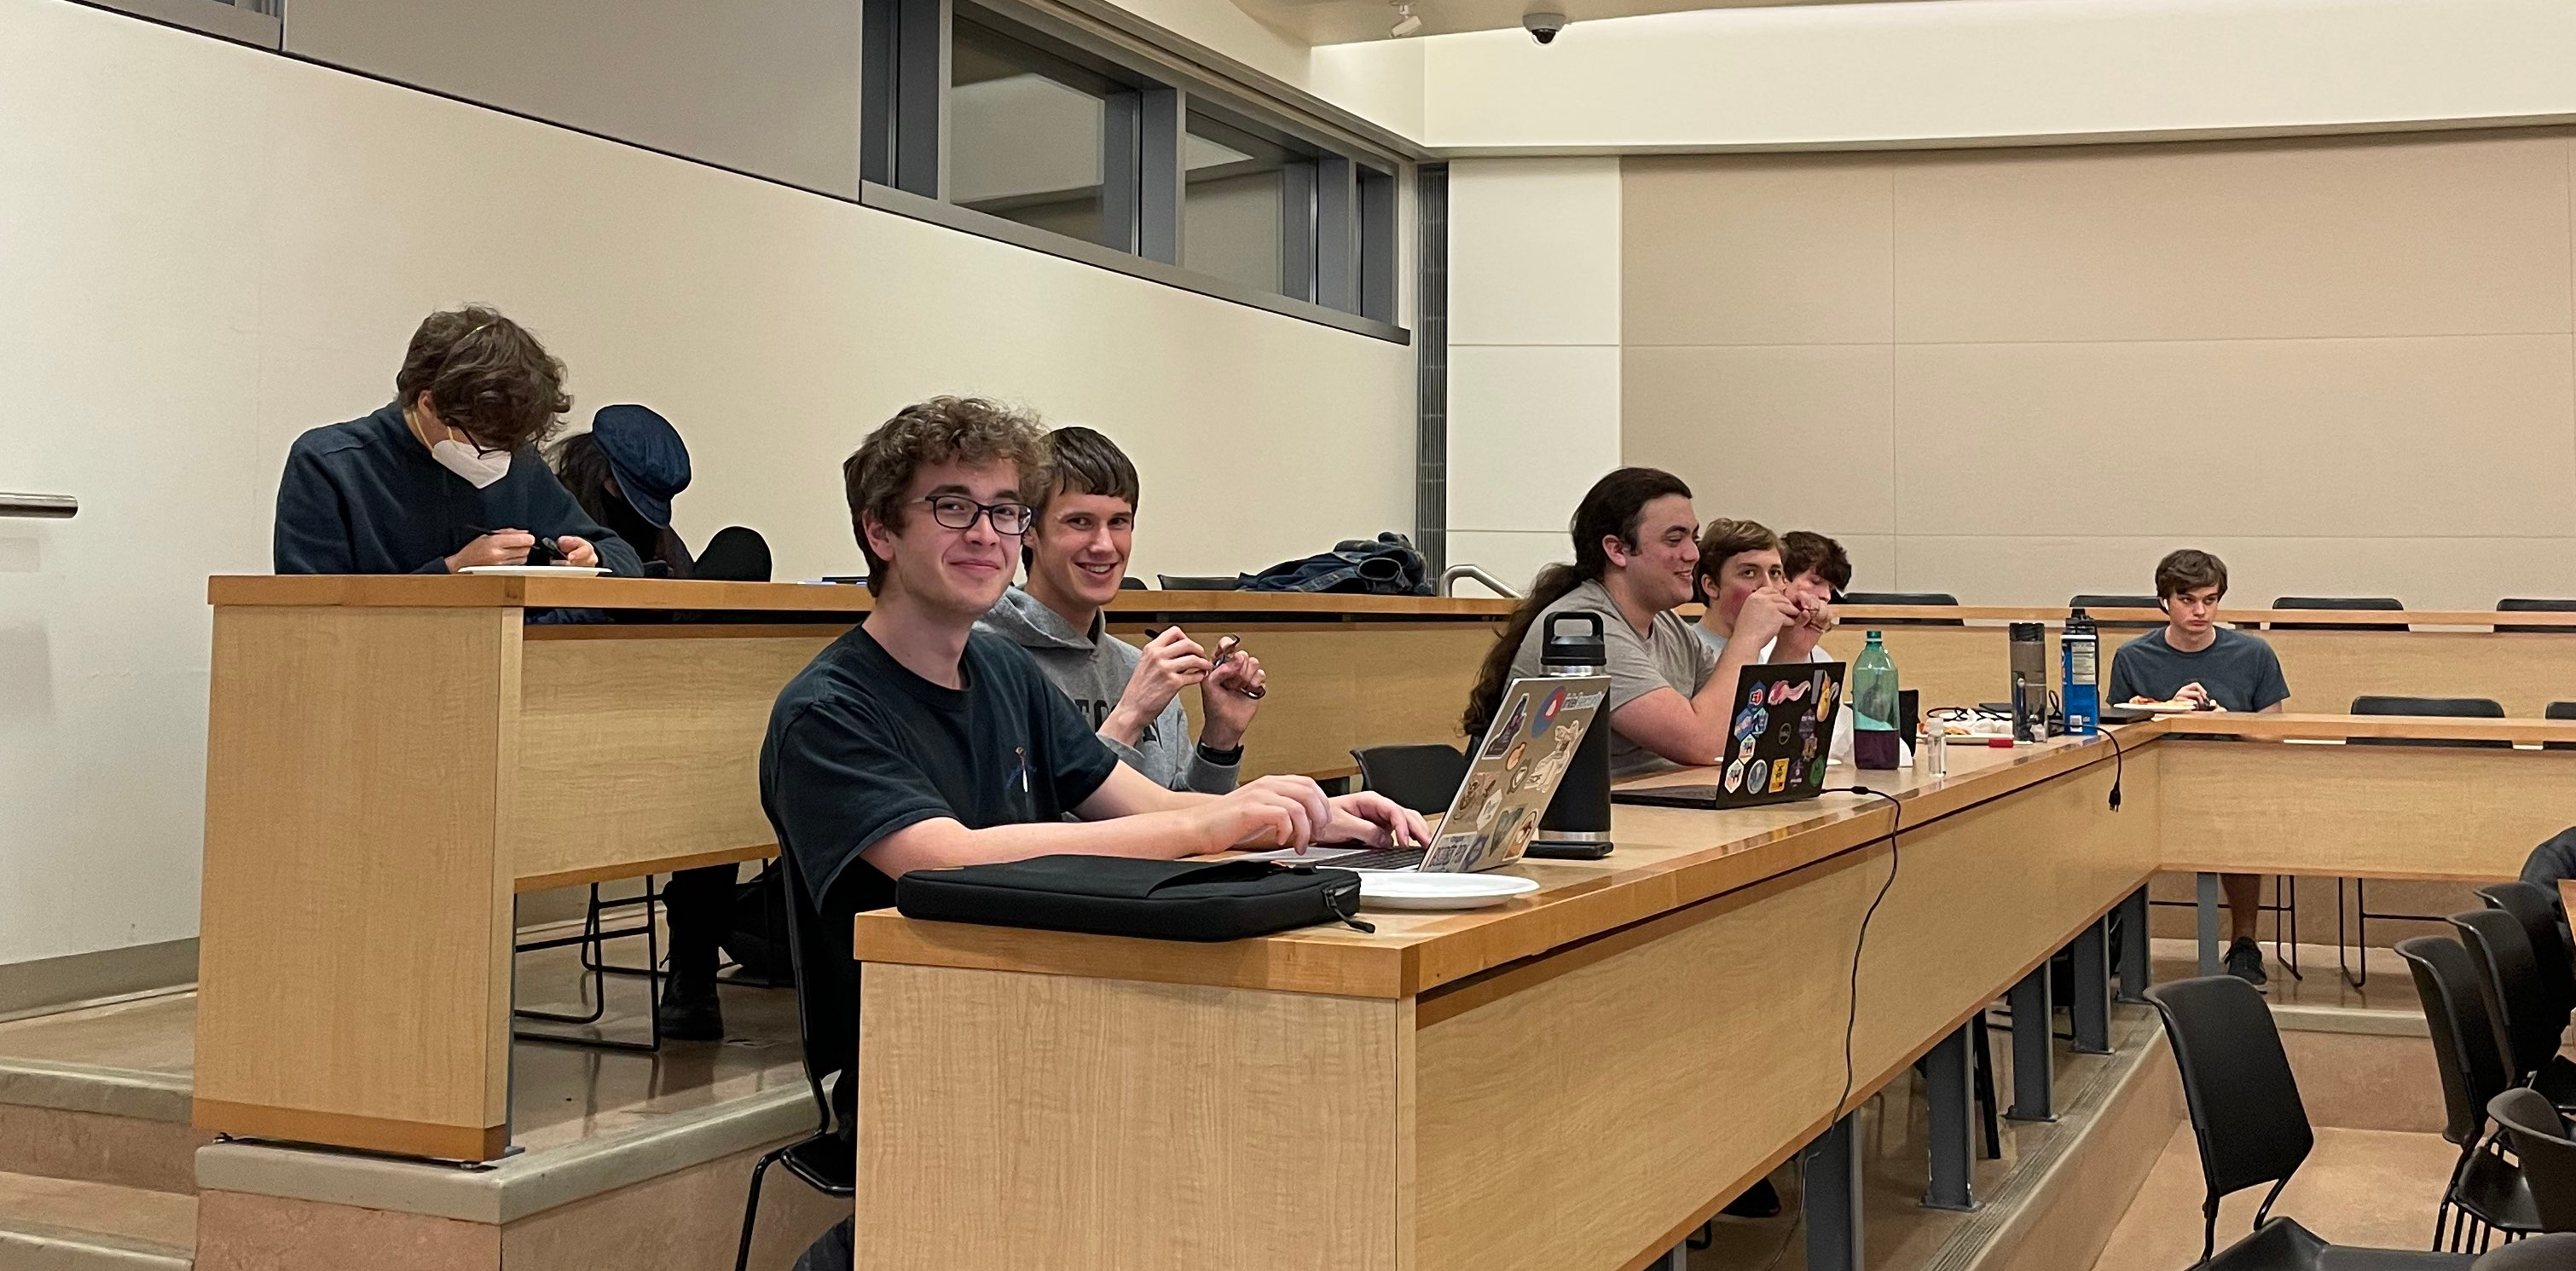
[1357,872,1540,910]
[459,565,608,576]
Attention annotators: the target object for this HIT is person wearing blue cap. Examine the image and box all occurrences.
[553,403,762,1040]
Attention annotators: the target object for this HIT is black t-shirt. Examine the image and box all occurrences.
[760,622,1120,921]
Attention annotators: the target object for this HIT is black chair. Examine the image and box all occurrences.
[2480,883,2576,1030]
[2546,703,2576,754]
[1351,744,1468,815]
[1118,576,1147,590]
[2451,910,2576,1112]
[734,851,854,1271]
[2497,599,2576,635]
[1839,591,1963,626]
[2071,592,2164,629]
[2399,936,2542,1251]
[2351,696,2512,749]
[2143,974,2472,1268]
[2472,1232,2576,1267]
[2488,1090,2576,1235]
[696,526,773,582]
[1158,574,1239,591]
[2271,595,2408,631]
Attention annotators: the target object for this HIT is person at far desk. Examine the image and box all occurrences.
[272,305,641,577]
[978,425,1265,792]
[2106,548,2289,988]
[764,398,1427,1268]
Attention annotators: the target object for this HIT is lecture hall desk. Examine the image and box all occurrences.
[848,713,2576,1271]
[191,575,1508,1161]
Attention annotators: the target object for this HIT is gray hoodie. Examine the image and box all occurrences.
[975,586,1241,794]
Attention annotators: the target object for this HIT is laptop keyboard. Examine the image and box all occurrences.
[1311,847,1427,872]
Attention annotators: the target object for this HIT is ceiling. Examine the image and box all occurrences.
[1246,0,1936,47]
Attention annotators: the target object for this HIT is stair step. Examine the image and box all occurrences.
[0,1171,193,1270]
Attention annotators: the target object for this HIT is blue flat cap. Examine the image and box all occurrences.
[589,404,691,529]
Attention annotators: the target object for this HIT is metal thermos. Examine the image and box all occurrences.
[2008,622,2050,742]
[1537,612,1612,847]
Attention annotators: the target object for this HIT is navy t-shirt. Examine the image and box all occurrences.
[272,403,642,576]
[760,623,1120,921]
[2106,627,2292,713]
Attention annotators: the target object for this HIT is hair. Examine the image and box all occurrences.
[842,396,1048,593]
[1462,466,1692,737]
[1023,425,1141,569]
[394,305,570,452]
[1781,530,1854,596]
[1690,517,1780,605]
[2155,548,2230,603]
[549,431,689,574]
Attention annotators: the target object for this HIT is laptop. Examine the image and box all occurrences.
[1244,674,1609,873]
[1612,661,1848,811]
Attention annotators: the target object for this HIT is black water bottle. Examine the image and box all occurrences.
[1534,612,1615,858]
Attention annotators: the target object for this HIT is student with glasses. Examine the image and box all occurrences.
[978,425,1265,793]
[272,305,642,577]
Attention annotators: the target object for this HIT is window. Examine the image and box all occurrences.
[93,0,280,47]
[859,0,1405,338]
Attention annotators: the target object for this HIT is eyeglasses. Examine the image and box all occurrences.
[918,495,1033,536]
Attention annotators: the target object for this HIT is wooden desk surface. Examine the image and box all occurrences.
[1830,604,2576,629]
[206,574,1519,620]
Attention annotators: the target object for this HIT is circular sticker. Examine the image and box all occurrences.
[1810,758,1829,787]
[1725,760,1746,791]
[1533,687,1566,736]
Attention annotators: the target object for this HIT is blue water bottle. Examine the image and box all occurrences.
[2062,608,2099,737]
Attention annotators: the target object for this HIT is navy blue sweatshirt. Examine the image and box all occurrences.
[273,404,643,577]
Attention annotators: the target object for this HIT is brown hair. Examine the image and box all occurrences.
[394,306,570,452]
[1033,425,1140,515]
[1690,518,1780,605]
[1462,467,1692,738]
[1781,530,1853,595]
[2154,549,2230,602]
[842,396,1047,593]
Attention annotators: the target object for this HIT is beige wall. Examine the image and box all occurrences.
[0,0,1414,966]
[1620,131,2576,608]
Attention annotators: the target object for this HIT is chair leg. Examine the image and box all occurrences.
[1970,1016,2001,1159]
[735,1148,781,1271]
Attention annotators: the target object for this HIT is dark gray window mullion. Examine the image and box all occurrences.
[1360,169,1397,324]
[1139,89,1184,265]
[1102,90,1144,254]
[860,0,897,188]
[1282,160,1319,304]
[895,0,950,199]
[1316,155,1361,313]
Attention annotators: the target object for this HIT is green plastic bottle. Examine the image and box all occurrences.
[1851,631,1902,771]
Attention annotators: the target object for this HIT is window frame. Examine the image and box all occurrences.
[860,0,1408,342]
[83,0,280,48]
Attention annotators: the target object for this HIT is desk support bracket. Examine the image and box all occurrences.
[2116,887,2151,1002]
[1923,1022,1979,1211]
[2196,872,2222,977]
[1803,1112,1863,1271]
[2006,965,2055,1123]
[2069,917,2112,1054]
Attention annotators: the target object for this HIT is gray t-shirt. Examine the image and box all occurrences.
[1508,579,1716,777]
[2105,627,2291,713]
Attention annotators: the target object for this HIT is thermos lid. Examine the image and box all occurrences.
[1543,611,1607,667]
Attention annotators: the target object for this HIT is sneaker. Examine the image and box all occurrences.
[656,976,724,1041]
[1722,1177,1782,1218]
[2224,937,2269,988]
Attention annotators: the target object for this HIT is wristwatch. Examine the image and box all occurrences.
[1196,741,1245,766]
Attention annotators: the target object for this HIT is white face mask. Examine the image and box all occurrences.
[429,436,513,488]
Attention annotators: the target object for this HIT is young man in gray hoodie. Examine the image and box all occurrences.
[977,425,1266,792]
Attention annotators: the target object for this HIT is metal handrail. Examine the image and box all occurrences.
[1438,563,1519,598]
[0,493,76,519]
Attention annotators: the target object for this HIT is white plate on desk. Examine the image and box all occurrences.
[459,565,607,576]
[1357,872,1538,910]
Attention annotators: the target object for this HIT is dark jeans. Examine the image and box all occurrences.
[662,862,738,985]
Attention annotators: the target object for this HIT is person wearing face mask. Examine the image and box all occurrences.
[272,305,642,577]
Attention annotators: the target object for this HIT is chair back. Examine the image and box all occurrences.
[2470,1230,2576,1267]
[2452,908,2563,1083]
[2548,702,2576,753]
[2489,1089,2576,1233]
[2070,593,2162,628]
[2480,881,2576,1030]
[694,526,774,582]
[1351,743,1469,815]
[2349,695,2510,748]
[1839,592,1963,626]
[1118,576,1147,590]
[772,847,848,1142]
[2145,976,2315,1258]
[2396,936,2513,1148]
[2269,595,2405,631]
[1157,574,1239,591]
[2498,598,2576,634]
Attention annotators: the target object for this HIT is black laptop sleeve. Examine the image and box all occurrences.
[894,855,1373,941]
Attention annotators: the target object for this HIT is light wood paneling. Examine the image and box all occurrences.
[1623,155,1895,347]
[2157,741,2574,879]
[194,605,515,1148]
[1623,345,1897,534]
[854,964,1409,1270]
[1119,620,1501,778]
[208,574,1521,620]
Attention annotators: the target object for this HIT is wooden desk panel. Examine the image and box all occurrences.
[2157,741,2575,880]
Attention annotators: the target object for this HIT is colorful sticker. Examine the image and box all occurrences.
[1503,740,1528,772]
[1724,760,1746,791]
[1769,758,1791,792]
[1786,679,1811,702]
[1747,683,1765,707]
[1533,687,1567,736]
[1735,707,1761,736]
[1752,708,1771,737]
[1768,681,1791,706]
[1802,736,1818,760]
[1809,758,1829,787]
[1737,734,1759,765]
